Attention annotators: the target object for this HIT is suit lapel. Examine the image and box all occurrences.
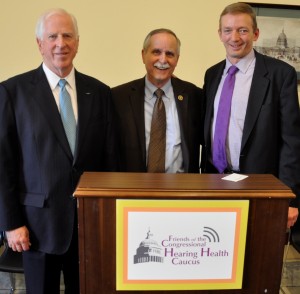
[129,79,147,162]
[172,77,189,172]
[204,62,225,146]
[241,53,269,151]
[31,66,73,159]
[74,71,96,162]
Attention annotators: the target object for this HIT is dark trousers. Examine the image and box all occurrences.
[22,224,79,294]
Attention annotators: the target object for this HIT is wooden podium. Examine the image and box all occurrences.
[74,172,294,293]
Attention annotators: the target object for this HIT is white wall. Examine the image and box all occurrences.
[0,0,299,98]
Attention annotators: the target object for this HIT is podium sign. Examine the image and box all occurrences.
[116,200,249,290]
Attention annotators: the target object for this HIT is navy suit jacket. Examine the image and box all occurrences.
[0,65,118,254]
[201,50,300,206]
[112,77,203,173]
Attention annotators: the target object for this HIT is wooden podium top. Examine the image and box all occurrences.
[74,172,295,199]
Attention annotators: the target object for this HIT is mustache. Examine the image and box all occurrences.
[154,62,171,69]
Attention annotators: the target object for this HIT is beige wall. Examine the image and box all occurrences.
[0,0,299,98]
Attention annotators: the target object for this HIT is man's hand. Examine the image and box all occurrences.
[287,207,299,229]
[6,226,31,252]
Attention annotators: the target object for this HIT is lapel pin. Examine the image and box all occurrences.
[178,95,184,101]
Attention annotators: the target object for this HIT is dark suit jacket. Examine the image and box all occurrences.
[201,50,300,206]
[0,65,118,254]
[112,77,203,173]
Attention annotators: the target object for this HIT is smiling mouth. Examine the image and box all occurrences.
[55,52,68,56]
[230,44,242,49]
[155,66,169,71]
[154,62,170,70]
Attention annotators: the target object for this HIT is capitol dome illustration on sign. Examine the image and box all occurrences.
[133,229,164,264]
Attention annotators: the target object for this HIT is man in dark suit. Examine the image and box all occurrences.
[0,9,117,294]
[112,28,202,173]
[201,2,300,228]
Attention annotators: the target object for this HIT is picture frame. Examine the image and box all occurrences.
[244,2,300,82]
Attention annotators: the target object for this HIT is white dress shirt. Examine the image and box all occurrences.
[42,63,78,122]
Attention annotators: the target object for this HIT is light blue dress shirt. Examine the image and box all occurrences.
[144,77,184,173]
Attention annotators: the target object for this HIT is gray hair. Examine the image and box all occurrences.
[143,28,181,55]
[35,8,79,40]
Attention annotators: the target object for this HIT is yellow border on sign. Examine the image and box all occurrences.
[116,200,249,290]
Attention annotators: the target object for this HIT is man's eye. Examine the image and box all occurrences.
[48,35,57,40]
[223,29,232,34]
[239,29,248,35]
[166,52,175,57]
[152,50,161,56]
[63,34,74,39]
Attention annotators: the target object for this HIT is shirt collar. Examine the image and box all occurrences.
[42,63,76,91]
[144,77,172,101]
[225,49,256,74]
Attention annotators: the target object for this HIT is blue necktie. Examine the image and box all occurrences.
[59,79,76,155]
[213,66,239,173]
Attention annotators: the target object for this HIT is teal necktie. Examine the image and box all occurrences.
[59,79,76,155]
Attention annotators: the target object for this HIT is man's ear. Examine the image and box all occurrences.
[141,49,146,64]
[36,38,43,53]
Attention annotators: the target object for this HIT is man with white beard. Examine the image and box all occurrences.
[112,28,203,174]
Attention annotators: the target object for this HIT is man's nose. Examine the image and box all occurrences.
[231,30,240,40]
[56,35,66,47]
[159,53,167,62]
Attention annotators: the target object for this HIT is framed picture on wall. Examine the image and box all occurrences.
[244,2,300,81]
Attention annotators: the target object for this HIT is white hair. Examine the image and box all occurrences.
[35,8,79,40]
